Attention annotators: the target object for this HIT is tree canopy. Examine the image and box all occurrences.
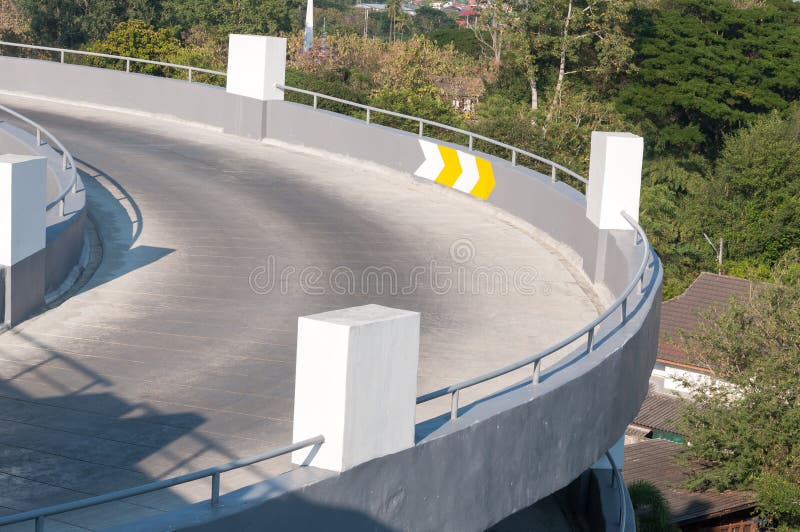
[617,0,800,156]
[679,253,800,528]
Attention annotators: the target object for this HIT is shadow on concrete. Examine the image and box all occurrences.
[72,158,174,295]
[0,330,209,529]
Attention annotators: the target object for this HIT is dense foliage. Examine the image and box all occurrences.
[618,0,800,156]
[679,254,800,528]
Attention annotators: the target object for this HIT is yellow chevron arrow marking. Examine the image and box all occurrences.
[471,156,496,200]
[435,145,462,187]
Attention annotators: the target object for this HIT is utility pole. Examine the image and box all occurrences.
[304,0,314,52]
[703,233,724,275]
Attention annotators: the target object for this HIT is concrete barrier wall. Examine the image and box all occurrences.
[45,209,85,294]
[263,102,633,296]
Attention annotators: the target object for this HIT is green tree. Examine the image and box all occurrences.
[617,0,800,156]
[160,0,303,38]
[411,6,458,34]
[15,0,160,48]
[707,110,800,268]
[85,20,181,77]
[679,253,800,528]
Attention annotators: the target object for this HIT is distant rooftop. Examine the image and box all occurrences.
[624,439,755,525]
[631,385,683,436]
[658,272,756,369]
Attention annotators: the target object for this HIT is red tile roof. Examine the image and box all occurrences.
[658,272,756,368]
[624,439,755,524]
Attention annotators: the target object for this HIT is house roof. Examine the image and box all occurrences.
[624,439,755,524]
[658,272,756,368]
[632,385,683,435]
[432,76,485,98]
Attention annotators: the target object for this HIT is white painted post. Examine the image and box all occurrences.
[225,35,286,101]
[0,155,47,268]
[291,304,420,472]
[585,132,644,230]
[0,155,47,325]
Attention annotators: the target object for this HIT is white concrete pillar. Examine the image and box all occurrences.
[586,132,644,230]
[0,155,47,325]
[291,304,420,472]
[225,35,286,101]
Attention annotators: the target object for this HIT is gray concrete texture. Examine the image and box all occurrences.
[0,93,601,530]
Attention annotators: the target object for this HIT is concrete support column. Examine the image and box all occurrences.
[291,304,420,472]
[586,132,644,230]
[0,155,47,325]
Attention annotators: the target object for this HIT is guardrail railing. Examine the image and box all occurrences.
[0,41,226,82]
[0,435,324,531]
[277,84,588,186]
[0,103,79,216]
[417,211,652,419]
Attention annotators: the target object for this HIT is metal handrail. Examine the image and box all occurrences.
[0,103,78,216]
[417,211,651,419]
[0,435,324,530]
[0,41,226,82]
[276,84,588,185]
[606,450,628,531]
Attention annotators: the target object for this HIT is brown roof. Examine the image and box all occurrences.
[658,272,756,368]
[624,439,755,524]
[632,385,683,435]
[432,76,485,98]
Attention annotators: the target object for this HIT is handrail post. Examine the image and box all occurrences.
[551,165,557,182]
[468,134,473,151]
[59,198,65,217]
[418,121,424,137]
[188,68,193,83]
[366,108,371,124]
[211,472,220,507]
[35,516,44,532]
[450,389,459,420]
[36,128,41,146]
[126,59,130,72]
[532,360,541,385]
[587,327,595,352]
[511,149,517,166]
[59,50,64,64]
[313,94,318,109]
[621,298,627,322]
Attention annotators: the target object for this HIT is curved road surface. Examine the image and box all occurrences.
[0,94,600,530]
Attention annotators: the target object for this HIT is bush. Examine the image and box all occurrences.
[628,480,677,532]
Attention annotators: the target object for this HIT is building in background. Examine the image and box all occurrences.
[652,272,756,394]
